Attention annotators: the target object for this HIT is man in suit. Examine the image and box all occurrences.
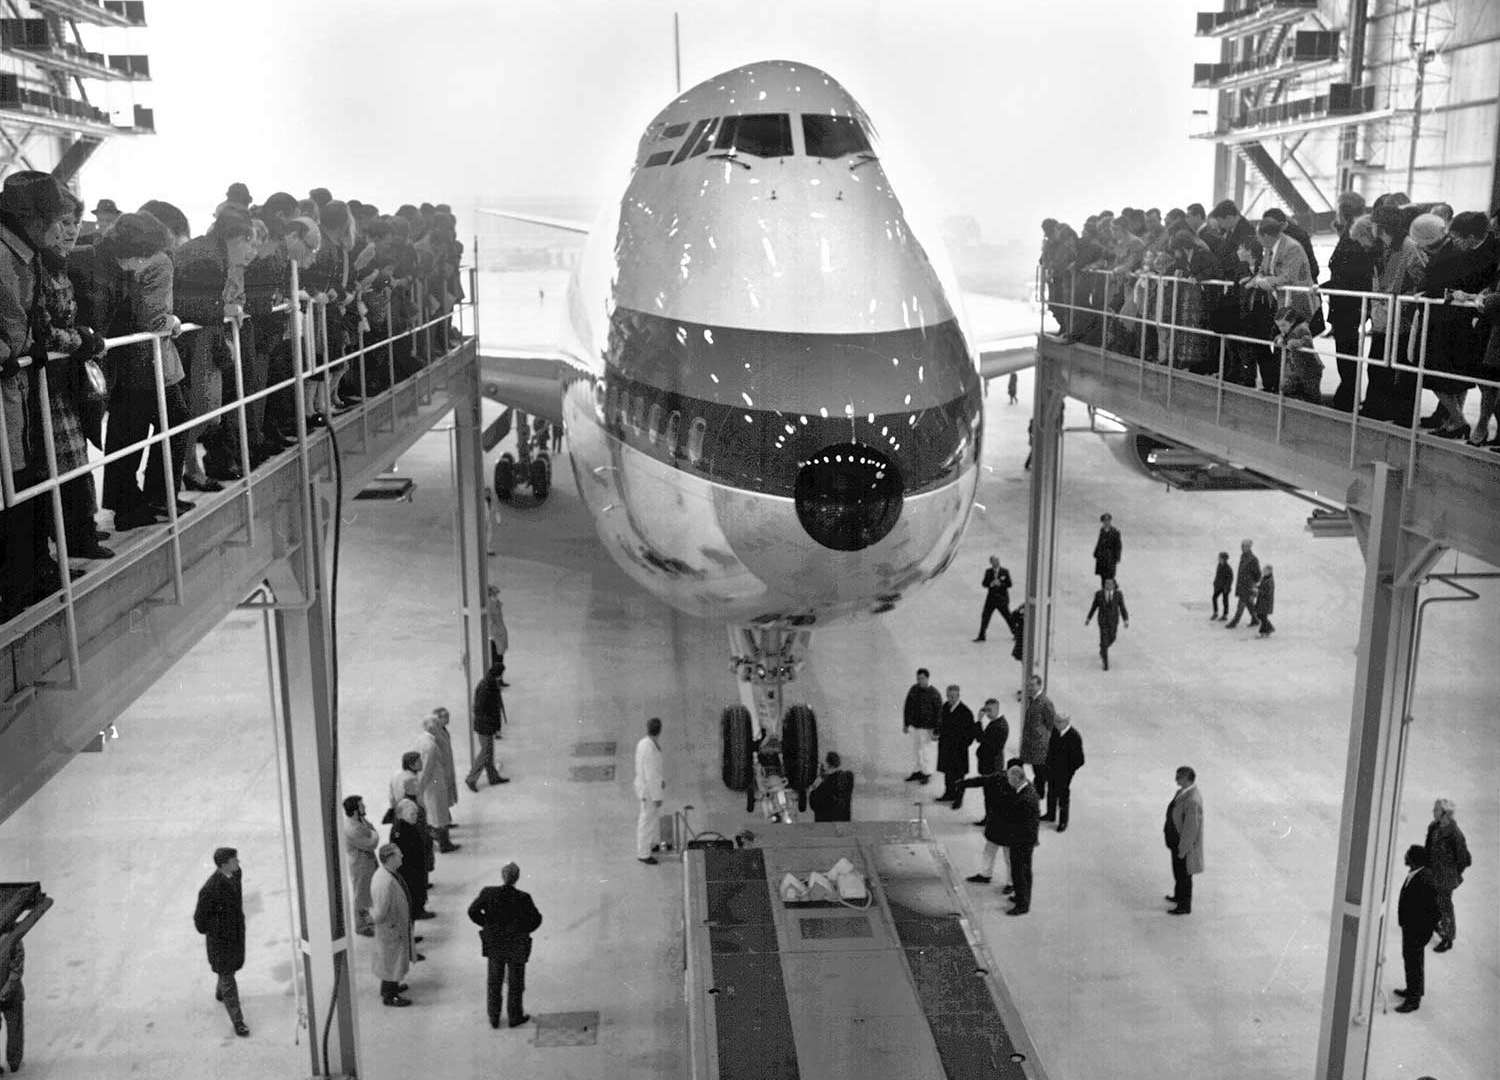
[1395,844,1442,1013]
[1085,578,1130,670]
[974,556,1013,642]
[1165,766,1204,914]
[902,668,943,784]
[634,717,666,864]
[467,862,544,1029]
[1040,713,1085,831]
[1225,539,1262,629]
[1092,513,1122,585]
[1206,199,1257,282]
[193,846,249,1037]
[967,757,1023,893]
[934,685,977,805]
[1254,565,1276,637]
[465,662,510,792]
[1021,675,1055,802]
[1005,763,1041,915]
[370,843,416,1007]
[808,751,855,822]
[953,699,1007,819]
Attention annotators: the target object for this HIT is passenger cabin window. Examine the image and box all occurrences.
[687,417,707,464]
[801,114,871,158]
[714,114,793,158]
[647,403,663,445]
[666,411,681,456]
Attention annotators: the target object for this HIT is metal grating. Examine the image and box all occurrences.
[568,764,615,782]
[797,915,873,940]
[572,740,617,757]
[533,1010,600,1047]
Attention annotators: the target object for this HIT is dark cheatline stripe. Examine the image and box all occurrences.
[702,848,800,1080]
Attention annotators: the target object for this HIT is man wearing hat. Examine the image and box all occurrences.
[91,198,120,233]
[467,862,543,1029]
[193,847,249,1036]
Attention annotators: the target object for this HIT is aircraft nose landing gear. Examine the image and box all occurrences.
[491,409,552,504]
[722,627,818,822]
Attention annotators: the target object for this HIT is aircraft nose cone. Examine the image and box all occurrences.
[794,443,904,552]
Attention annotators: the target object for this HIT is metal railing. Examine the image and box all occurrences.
[0,258,479,678]
[1037,262,1500,475]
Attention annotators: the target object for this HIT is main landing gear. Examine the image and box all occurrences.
[492,409,552,504]
[721,627,818,823]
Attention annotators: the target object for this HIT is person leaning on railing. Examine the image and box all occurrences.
[1470,266,1500,450]
[1324,192,1376,411]
[1165,227,1218,373]
[134,219,192,518]
[1415,211,1498,441]
[1360,204,1428,426]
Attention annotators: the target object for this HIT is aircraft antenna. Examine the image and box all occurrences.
[673,12,682,94]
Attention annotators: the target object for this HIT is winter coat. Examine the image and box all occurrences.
[1009,782,1041,848]
[981,779,1018,847]
[487,593,509,655]
[1213,561,1233,592]
[1424,818,1472,892]
[974,715,1008,776]
[193,869,245,974]
[1324,234,1377,333]
[468,884,543,964]
[1234,551,1261,601]
[342,814,380,909]
[808,769,854,822]
[390,815,430,916]
[1044,725,1085,784]
[415,715,458,828]
[1481,292,1500,374]
[473,675,504,736]
[1168,785,1205,875]
[902,683,942,731]
[1254,572,1275,617]
[0,221,39,470]
[1092,525,1122,579]
[936,701,977,776]
[369,866,413,982]
[1020,692,1055,766]
[135,251,184,385]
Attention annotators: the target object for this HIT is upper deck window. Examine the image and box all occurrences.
[714,114,793,158]
[801,114,871,159]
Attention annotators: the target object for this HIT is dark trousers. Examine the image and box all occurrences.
[977,594,1010,639]
[941,769,965,801]
[1331,324,1360,411]
[1257,613,1275,635]
[0,995,21,1070]
[1045,776,1072,827]
[1170,853,1193,911]
[102,382,157,513]
[466,735,502,786]
[1008,844,1034,910]
[1211,586,1230,617]
[143,382,190,508]
[1401,928,1430,998]
[1435,887,1456,944]
[1362,332,1418,425]
[487,956,526,1024]
[61,472,98,551]
[1030,763,1048,803]
[380,979,403,1000]
[1226,595,1259,627]
[215,971,244,1025]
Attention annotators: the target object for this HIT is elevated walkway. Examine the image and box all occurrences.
[0,332,478,826]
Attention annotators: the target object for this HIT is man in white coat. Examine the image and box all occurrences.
[634,717,665,864]
[416,710,461,853]
[370,843,415,1007]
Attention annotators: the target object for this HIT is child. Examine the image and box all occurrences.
[1211,552,1232,620]
[1273,308,1324,404]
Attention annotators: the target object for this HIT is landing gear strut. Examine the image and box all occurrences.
[723,627,817,823]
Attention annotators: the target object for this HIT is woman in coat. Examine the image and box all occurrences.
[342,795,379,936]
[389,799,432,919]
[369,843,414,1006]
[415,712,460,852]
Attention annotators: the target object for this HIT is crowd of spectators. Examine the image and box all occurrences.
[1039,195,1500,435]
[0,174,467,622]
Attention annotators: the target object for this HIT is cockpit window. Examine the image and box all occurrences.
[714,114,793,158]
[801,114,871,159]
[659,122,689,140]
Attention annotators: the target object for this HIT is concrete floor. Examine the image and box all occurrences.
[0,360,1495,1080]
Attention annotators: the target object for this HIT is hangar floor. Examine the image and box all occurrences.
[0,364,1494,1080]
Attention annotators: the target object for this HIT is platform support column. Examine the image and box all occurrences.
[271,539,360,1078]
[1315,464,1442,1080]
[451,360,491,766]
[1021,360,1066,700]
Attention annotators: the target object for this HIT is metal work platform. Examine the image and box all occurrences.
[683,821,1045,1080]
[1034,335,1500,569]
[0,337,478,826]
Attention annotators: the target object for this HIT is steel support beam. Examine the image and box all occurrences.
[1315,464,1444,1079]
[268,511,361,1078]
[450,364,491,768]
[1021,359,1066,702]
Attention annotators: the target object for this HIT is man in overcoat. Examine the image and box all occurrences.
[342,795,379,936]
[1085,578,1130,670]
[465,662,510,792]
[1021,675,1055,801]
[467,862,544,1028]
[1225,539,1262,629]
[902,668,942,783]
[934,685,977,804]
[1165,767,1204,914]
[416,710,461,852]
[193,846,249,1036]
[967,757,1023,894]
[1394,844,1442,1013]
[1424,798,1472,952]
[1005,763,1041,916]
[370,843,415,1007]
[1092,513,1122,584]
[952,699,1007,819]
[1041,714,1085,831]
[391,799,434,920]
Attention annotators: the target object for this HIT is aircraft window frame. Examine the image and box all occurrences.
[714,113,793,158]
[672,119,712,165]
[686,117,720,160]
[660,122,689,140]
[647,403,664,445]
[800,114,872,159]
[666,411,681,456]
[643,150,674,168]
[687,417,707,464]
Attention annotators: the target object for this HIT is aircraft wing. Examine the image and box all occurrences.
[977,337,1037,381]
[477,208,590,235]
[477,349,571,443]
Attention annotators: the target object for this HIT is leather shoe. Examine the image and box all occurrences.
[414,953,426,962]
[1433,941,1453,953]
[147,498,195,516]
[234,1021,250,1037]
[1393,988,1411,998]
[75,543,115,559]
[1039,814,1056,822]
[1394,999,1420,1013]
[1002,885,1014,895]
[638,856,659,865]
[972,636,986,642]
[383,995,412,1007]
[965,874,992,884]
[1005,907,1028,916]
[493,775,511,784]
[1056,823,1068,833]
[490,1016,501,1029]
[508,1014,531,1028]
[413,910,436,920]
[904,771,924,782]
[113,507,163,530]
[183,474,224,492]
[439,842,462,853]
[972,820,987,827]
[465,777,479,793]
[1168,907,1191,915]
[1165,895,1179,903]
